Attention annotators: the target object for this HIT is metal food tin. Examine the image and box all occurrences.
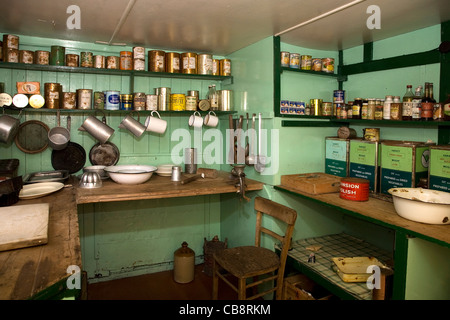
[105,91,120,110]
[65,54,79,67]
[19,50,34,64]
[429,145,450,192]
[322,58,335,73]
[44,83,62,109]
[133,58,145,71]
[50,46,65,66]
[76,89,93,109]
[301,55,312,70]
[310,99,323,116]
[133,47,145,60]
[133,92,146,110]
[198,99,210,111]
[148,50,165,72]
[3,34,19,49]
[289,53,300,69]
[363,128,380,142]
[119,51,133,70]
[312,58,322,71]
[106,56,119,69]
[165,52,180,73]
[281,51,290,67]
[62,92,76,109]
[321,102,333,116]
[325,137,350,177]
[145,94,158,111]
[219,59,231,76]
[197,54,213,75]
[80,52,94,68]
[155,87,171,111]
[333,90,345,104]
[170,94,186,111]
[185,96,197,111]
[94,55,105,69]
[93,91,105,109]
[34,51,50,65]
[340,177,370,202]
[218,90,232,111]
[120,94,133,110]
[349,139,379,192]
[5,49,19,63]
[181,52,197,74]
[29,94,45,109]
[212,59,220,75]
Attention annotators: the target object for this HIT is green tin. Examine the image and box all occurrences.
[80,52,94,68]
[50,46,65,66]
[94,91,105,109]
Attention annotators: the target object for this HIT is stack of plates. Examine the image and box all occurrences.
[156,164,176,177]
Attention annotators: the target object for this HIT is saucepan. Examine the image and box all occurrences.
[48,111,71,150]
[0,109,22,144]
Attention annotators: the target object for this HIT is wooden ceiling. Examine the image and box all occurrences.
[0,0,449,54]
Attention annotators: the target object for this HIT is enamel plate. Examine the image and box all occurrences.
[19,182,64,200]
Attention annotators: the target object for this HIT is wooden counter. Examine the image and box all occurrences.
[76,171,264,204]
[0,171,263,300]
[275,185,450,248]
[0,185,82,300]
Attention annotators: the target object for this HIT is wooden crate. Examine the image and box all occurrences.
[283,274,333,300]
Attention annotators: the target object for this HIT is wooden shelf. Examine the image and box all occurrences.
[280,66,345,80]
[281,118,450,128]
[275,185,450,248]
[0,61,233,82]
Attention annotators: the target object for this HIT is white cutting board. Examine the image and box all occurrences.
[0,203,49,252]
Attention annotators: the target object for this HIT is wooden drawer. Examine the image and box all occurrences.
[283,274,333,300]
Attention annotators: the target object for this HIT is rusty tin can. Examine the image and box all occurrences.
[106,56,119,69]
[94,55,105,69]
[5,49,19,63]
[132,47,145,60]
[133,92,146,110]
[197,54,213,75]
[3,34,19,49]
[62,92,76,109]
[219,59,231,76]
[65,54,79,67]
[76,89,93,109]
[44,83,62,109]
[93,91,105,109]
[80,52,94,67]
[148,50,165,72]
[181,52,197,74]
[50,46,65,66]
[133,58,145,71]
[145,94,158,111]
[212,59,220,76]
[34,51,50,65]
[165,52,180,73]
[19,50,34,64]
[119,51,133,70]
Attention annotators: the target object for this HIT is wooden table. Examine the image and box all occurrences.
[0,184,81,300]
[0,171,264,300]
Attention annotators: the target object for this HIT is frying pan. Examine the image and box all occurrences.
[89,141,120,166]
[51,141,86,174]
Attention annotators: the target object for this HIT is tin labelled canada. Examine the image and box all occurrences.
[169,128,279,175]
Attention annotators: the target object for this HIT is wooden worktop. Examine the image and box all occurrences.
[76,171,264,204]
[0,171,263,299]
[0,185,81,300]
[275,185,450,247]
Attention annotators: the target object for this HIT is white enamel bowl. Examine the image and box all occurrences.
[104,165,157,184]
[388,188,450,225]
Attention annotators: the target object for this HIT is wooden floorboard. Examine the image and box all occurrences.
[87,264,237,300]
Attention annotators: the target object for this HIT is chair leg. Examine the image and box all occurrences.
[238,278,246,300]
[212,259,218,300]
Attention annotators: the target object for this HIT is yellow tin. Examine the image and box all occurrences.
[170,94,186,111]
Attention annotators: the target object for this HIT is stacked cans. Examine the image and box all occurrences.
[3,34,20,63]
[333,90,346,118]
[281,50,334,74]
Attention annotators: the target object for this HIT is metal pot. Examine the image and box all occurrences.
[0,111,22,144]
[48,111,70,150]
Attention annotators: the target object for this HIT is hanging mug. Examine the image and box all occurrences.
[79,110,114,144]
[0,109,22,144]
[119,111,146,137]
[144,110,167,134]
[203,111,219,127]
[188,111,203,128]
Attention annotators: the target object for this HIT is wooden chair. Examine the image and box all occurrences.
[212,197,297,300]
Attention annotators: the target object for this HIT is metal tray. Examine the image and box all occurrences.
[23,170,70,184]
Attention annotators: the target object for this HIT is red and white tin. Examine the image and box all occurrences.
[339,177,370,201]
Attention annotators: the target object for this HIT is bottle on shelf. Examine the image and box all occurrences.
[402,85,414,121]
[208,84,218,111]
[383,95,393,120]
[390,96,402,120]
[412,85,423,121]
[374,99,383,120]
[421,82,435,121]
